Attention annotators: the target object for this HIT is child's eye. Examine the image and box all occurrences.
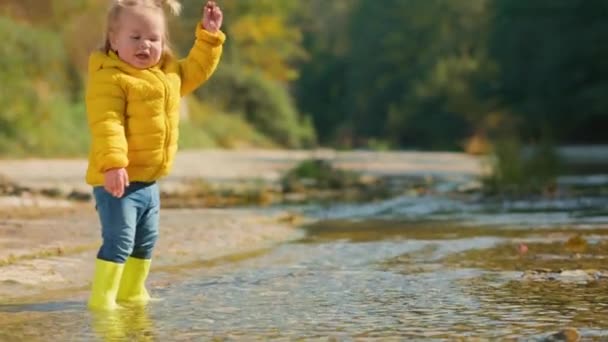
[131,36,140,40]
[150,37,160,42]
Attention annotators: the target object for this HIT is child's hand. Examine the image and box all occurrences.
[202,1,223,33]
[104,168,130,198]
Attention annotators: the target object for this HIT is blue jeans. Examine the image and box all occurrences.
[93,182,160,263]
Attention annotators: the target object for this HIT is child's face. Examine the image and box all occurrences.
[110,7,165,69]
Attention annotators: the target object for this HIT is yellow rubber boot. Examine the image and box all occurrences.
[117,257,151,305]
[88,259,124,311]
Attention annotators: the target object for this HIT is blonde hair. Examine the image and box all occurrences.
[101,0,182,55]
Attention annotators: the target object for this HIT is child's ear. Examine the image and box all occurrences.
[109,32,118,51]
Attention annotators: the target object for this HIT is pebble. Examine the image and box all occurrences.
[521,269,608,282]
[539,328,580,342]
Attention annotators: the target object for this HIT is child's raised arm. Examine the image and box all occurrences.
[179,1,225,96]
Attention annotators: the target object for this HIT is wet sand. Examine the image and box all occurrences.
[0,203,302,303]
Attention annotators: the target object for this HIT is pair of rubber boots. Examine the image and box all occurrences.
[88,257,152,311]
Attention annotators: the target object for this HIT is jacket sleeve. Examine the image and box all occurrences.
[86,70,129,172]
[179,24,226,96]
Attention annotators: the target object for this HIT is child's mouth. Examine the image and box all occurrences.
[135,53,150,60]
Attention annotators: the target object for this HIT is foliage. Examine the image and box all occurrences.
[488,0,608,143]
[482,138,560,196]
[2,0,608,158]
[178,0,314,148]
[179,97,275,149]
[174,0,306,82]
[296,0,492,148]
[195,65,316,148]
[0,98,89,158]
[281,159,360,192]
[296,0,608,148]
[0,16,87,156]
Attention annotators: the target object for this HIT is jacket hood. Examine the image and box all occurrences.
[88,51,134,74]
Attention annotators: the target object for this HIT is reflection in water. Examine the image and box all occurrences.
[90,306,156,342]
[0,303,156,342]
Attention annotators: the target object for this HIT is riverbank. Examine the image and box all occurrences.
[1,150,606,340]
[0,149,483,200]
[0,203,303,303]
[0,150,483,303]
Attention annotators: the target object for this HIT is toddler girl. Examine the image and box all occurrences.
[86,0,224,310]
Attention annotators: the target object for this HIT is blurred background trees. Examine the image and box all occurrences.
[0,0,606,156]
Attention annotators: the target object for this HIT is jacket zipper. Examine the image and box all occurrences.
[153,69,171,178]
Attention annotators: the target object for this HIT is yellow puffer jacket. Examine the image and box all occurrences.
[85,25,225,186]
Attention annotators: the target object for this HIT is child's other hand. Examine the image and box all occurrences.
[202,1,223,33]
[104,168,130,198]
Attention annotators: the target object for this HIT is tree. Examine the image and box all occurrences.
[489,0,608,143]
[297,0,492,149]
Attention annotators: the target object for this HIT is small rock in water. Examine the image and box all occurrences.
[564,235,587,253]
[539,327,580,342]
[518,242,529,255]
[521,269,597,283]
[593,270,608,279]
[559,270,589,278]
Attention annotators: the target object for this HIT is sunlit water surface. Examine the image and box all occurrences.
[2,191,608,340]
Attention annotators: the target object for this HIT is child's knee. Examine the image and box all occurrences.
[130,247,154,260]
[98,239,135,263]
[137,221,159,246]
[132,233,158,259]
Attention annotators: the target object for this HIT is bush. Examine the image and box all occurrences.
[482,138,560,196]
[179,97,275,149]
[281,159,360,192]
[0,16,87,156]
[0,98,89,157]
[195,64,316,148]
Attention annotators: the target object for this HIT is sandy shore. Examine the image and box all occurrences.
[0,149,482,303]
[0,149,483,195]
[0,204,303,303]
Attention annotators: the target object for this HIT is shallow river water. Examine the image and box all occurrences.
[2,193,608,341]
